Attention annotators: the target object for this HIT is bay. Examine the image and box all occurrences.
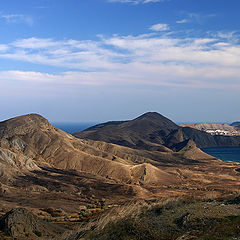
[202,147,240,163]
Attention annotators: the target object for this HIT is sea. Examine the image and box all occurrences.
[202,147,240,163]
[52,122,97,134]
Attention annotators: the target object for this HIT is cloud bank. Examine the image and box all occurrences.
[0,14,33,26]
[0,30,240,91]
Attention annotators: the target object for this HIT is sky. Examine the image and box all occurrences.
[0,0,240,123]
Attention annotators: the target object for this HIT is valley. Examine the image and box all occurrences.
[0,112,240,239]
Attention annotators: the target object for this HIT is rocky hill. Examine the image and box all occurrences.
[76,112,178,151]
[231,122,240,130]
[0,208,64,239]
[74,112,240,149]
[180,123,240,136]
[0,113,240,239]
[0,114,239,195]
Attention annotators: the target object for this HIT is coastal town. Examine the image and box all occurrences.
[205,129,240,136]
[180,123,240,136]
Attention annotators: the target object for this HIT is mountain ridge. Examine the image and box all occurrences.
[180,122,240,136]
[231,122,240,130]
[74,112,240,149]
[0,113,240,234]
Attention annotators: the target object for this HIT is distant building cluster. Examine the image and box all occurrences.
[205,129,239,136]
[180,123,240,136]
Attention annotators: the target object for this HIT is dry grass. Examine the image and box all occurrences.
[91,197,183,231]
[60,197,182,240]
[60,195,240,240]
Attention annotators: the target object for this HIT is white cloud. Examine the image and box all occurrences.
[149,23,169,31]
[0,14,33,26]
[1,37,121,71]
[0,30,240,91]
[176,19,188,24]
[213,31,240,43]
[13,38,59,49]
[0,44,8,52]
[179,13,216,25]
[0,71,101,86]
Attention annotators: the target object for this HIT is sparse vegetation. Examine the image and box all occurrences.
[1,114,240,240]
[34,230,42,237]
[42,207,63,217]
[62,196,240,240]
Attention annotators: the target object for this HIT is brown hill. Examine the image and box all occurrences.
[180,123,240,136]
[231,122,240,130]
[181,123,235,131]
[74,112,240,149]
[0,113,240,226]
[75,112,179,151]
[0,114,179,185]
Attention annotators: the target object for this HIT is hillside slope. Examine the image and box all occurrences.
[0,113,240,223]
[180,123,240,136]
[232,122,240,130]
[65,197,240,240]
[74,112,240,149]
[75,112,178,151]
[0,114,179,186]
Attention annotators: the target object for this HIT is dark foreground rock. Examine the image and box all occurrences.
[0,208,63,239]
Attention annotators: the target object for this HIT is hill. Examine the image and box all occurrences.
[75,112,178,151]
[74,112,240,149]
[0,113,240,239]
[180,123,240,136]
[231,122,240,130]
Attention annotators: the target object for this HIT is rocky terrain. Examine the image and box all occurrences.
[231,122,240,130]
[2,196,240,240]
[0,208,65,240]
[69,196,240,240]
[0,113,240,239]
[74,112,240,148]
[180,123,240,136]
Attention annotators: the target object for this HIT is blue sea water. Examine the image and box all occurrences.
[52,122,97,134]
[202,147,240,163]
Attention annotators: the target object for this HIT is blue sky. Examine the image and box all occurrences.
[0,0,240,123]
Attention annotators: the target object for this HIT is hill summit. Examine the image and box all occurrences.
[0,112,240,237]
[74,112,179,151]
[74,112,240,149]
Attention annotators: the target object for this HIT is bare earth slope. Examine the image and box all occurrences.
[74,112,240,149]
[0,114,181,186]
[181,123,235,131]
[0,114,240,226]
[75,112,179,151]
[180,123,240,135]
[0,114,240,239]
[231,122,240,130]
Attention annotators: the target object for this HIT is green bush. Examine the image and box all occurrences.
[34,230,42,237]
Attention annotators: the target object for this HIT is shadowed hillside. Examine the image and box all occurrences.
[231,122,240,130]
[0,113,240,239]
[74,112,240,149]
[0,114,239,202]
